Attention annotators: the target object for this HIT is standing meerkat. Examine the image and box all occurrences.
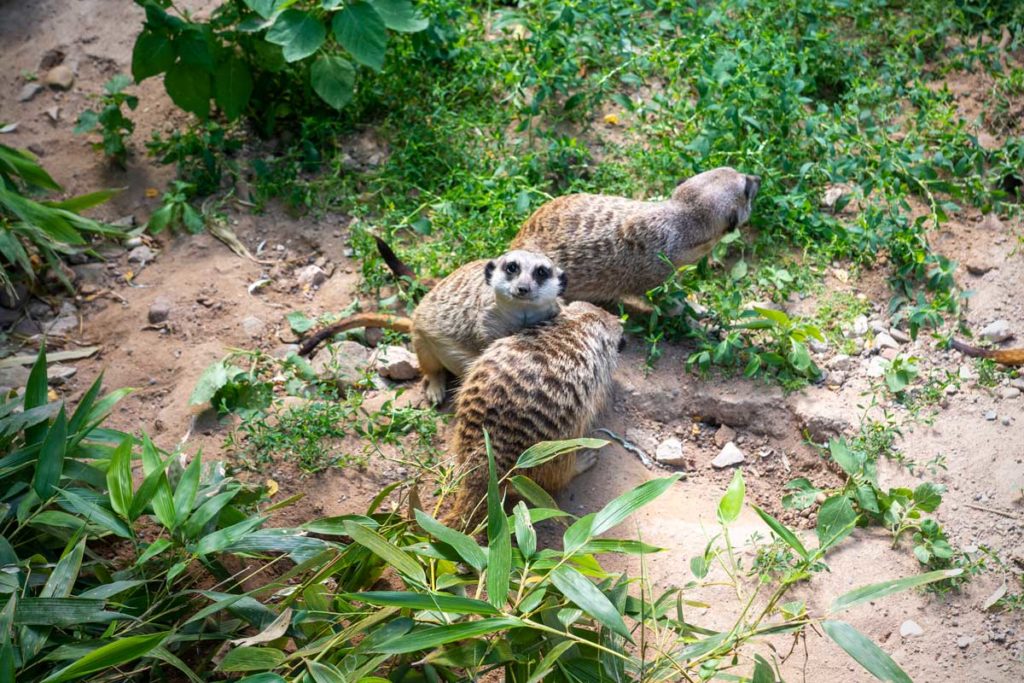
[510,167,761,303]
[299,250,566,404]
[442,301,625,529]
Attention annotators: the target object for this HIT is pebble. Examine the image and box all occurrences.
[889,327,911,343]
[809,339,828,354]
[373,345,420,381]
[655,437,687,467]
[874,332,899,349]
[1011,378,1024,391]
[880,348,898,361]
[852,315,869,337]
[46,364,77,386]
[1002,416,1012,426]
[958,365,975,381]
[241,316,265,338]
[712,442,745,468]
[866,356,888,378]
[981,319,1012,343]
[127,245,156,264]
[1000,387,1021,400]
[124,236,144,249]
[148,297,171,324]
[18,82,42,102]
[957,635,973,649]
[900,620,924,638]
[985,410,997,421]
[713,424,736,449]
[830,354,853,371]
[295,264,328,289]
[870,319,888,334]
[44,65,74,90]
[45,106,59,123]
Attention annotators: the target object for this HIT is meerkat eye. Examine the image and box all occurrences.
[505,261,519,275]
[534,265,551,281]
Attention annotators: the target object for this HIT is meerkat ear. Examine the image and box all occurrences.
[557,270,568,296]
[484,261,496,284]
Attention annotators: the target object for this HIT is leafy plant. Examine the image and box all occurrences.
[145,181,206,234]
[74,74,138,168]
[0,145,120,293]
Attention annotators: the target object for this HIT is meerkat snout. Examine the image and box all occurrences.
[486,250,564,304]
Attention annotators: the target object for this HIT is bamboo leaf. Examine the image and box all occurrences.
[141,435,176,530]
[821,620,911,683]
[41,536,86,598]
[515,438,608,469]
[414,509,486,572]
[513,502,537,559]
[370,617,523,654]
[591,475,680,537]
[173,452,202,528]
[217,646,286,672]
[23,344,49,447]
[307,660,347,683]
[194,516,268,556]
[40,632,169,683]
[106,437,133,519]
[485,433,511,609]
[525,640,575,683]
[509,475,562,512]
[549,566,632,642]
[343,520,426,586]
[60,488,133,539]
[32,405,67,498]
[830,569,964,614]
[752,504,808,560]
[717,469,745,524]
[346,591,500,615]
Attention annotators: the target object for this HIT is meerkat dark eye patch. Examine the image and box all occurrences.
[533,265,551,282]
[505,261,519,276]
[484,261,496,284]
[558,272,568,296]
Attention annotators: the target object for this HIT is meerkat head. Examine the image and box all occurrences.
[485,250,566,305]
[670,167,761,236]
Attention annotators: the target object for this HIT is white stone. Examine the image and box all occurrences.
[654,437,686,466]
[374,345,420,381]
[981,319,1012,343]
[900,620,924,638]
[241,316,265,338]
[830,354,853,371]
[999,387,1021,400]
[852,315,869,337]
[866,356,888,378]
[712,442,745,468]
[874,332,899,349]
[295,264,328,289]
[46,364,77,385]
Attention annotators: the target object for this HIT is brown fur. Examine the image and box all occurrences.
[511,167,760,303]
[442,301,624,530]
[951,338,1024,366]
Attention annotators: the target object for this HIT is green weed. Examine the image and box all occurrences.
[74,74,138,168]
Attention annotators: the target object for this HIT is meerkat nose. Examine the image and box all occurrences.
[516,285,531,295]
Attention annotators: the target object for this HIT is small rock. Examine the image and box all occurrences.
[966,261,993,276]
[45,302,79,336]
[821,184,848,210]
[0,365,31,389]
[809,339,828,354]
[945,385,958,396]
[712,442,745,468]
[866,356,888,378]
[874,332,899,349]
[112,215,137,229]
[624,428,658,454]
[1002,416,1012,426]
[958,365,975,381]
[888,327,911,344]
[870,319,888,334]
[0,282,28,309]
[852,315,869,337]
[241,316,265,338]
[45,106,59,123]
[313,340,375,388]
[46,364,77,386]
[830,354,853,372]
[1011,378,1024,391]
[654,437,686,466]
[826,370,847,387]
[1000,387,1021,400]
[18,82,42,102]
[900,620,924,638]
[124,236,143,249]
[272,344,299,359]
[957,635,973,649]
[295,264,328,289]
[880,348,898,361]
[714,424,736,449]
[981,319,1013,344]
[373,345,420,381]
[148,297,171,324]
[127,245,155,264]
[985,411,997,421]
[44,65,74,90]
[39,49,65,70]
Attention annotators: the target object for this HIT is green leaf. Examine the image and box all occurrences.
[214,57,253,121]
[218,647,285,673]
[513,502,537,559]
[106,437,133,519]
[42,536,86,599]
[690,555,708,578]
[286,311,314,334]
[310,55,355,110]
[32,405,68,499]
[526,641,575,683]
[591,474,679,537]
[164,62,212,118]
[509,475,561,511]
[173,452,202,528]
[347,591,500,615]
[266,10,326,62]
[135,538,173,567]
[830,569,964,613]
[717,469,745,524]
[46,189,119,214]
[485,434,511,609]
[752,504,808,560]
[23,344,50,447]
[141,435,176,530]
[370,0,428,32]
[39,630,166,683]
[343,520,426,585]
[307,661,346,683]
[180,489,238,537]
[370,617,522,654]
[730,259,747,281]
[752,655,775,683]
[74,110,99,135]
[821,620,911,683]
[60,488,133,539]
[550,566,632,642]
[190,360,230,406]
[333,3,387,71]
[515,438,608,469]
[195,515,268,556]
[14,598,114,626]
[912,482,944,513]
[829,438,860,477]
[132,31,175,82]
[414,509,486,572]
[816,495,858,551]
[782,477,821,510]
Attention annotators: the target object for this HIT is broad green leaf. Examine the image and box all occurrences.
[218,646,286,672]
[238,675,286,683]
[180,489,239,537]
[370,617,522,653]
[266,10,326,62]
[829,438,860,477]
[592,474,679,536]
[578,539,664,555]
[562,513,595,555]
[14,598,114,626]
[60,488,133,539]
[550,566,632,641]
[509,475,561,511]
[106,437,133,519]
[333,3,387,71]
[830,569,964,613]
[912,482,944,512]
[214,57,253,120]
[132,31,175,81]
[346,591,500,615]
[23,345,50,447]
[173,452,202,527]
[782,477,822,510]
[42,536,86,599]
[525,641,575,683]
[752,504,808,560]
[195,516,268,556]
[343,520,426,585]
[370,0,428,32]
[38,630,167,683]
[816,496,858,551]
[67,371,105,435]
[821,620,911,683]
[286,311,314,334]
[513,502,537,559]
[141,435,176,530]
[310,55,355,110]
[690,555,708,578]
[135,538,173,567]
[32,406,68,499]
[717,469,745,524]
[189,361,230,406]
[164,62,211,118]
[414,509,486,572]
[78,580,145,600]
[752,655,775,683]
[515,438,608,469]
[307,661,346,683]
[485,434,511,609]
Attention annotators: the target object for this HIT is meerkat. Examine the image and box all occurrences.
[509,167,761,303]
[299,250,566,404]
[442,301,625,530]
[951,338,1024,366]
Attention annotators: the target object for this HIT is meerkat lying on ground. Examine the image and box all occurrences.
[442,301,624,530]
[510,167,761,303]
[299,249,566,404]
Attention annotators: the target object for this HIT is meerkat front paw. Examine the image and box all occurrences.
[424,375,447,406]
[573,449,599,476]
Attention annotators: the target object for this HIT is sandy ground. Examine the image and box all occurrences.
[2,1,1023,681]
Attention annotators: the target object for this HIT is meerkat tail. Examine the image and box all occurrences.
[951,338,1024,366]
[440,457,491,533]
[298,312,413,358]
[374,235,418,282]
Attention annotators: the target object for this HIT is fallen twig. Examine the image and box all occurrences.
[593,427,672,471]
[965,502,1022,521]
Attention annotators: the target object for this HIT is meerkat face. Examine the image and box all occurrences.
[671,167,761,234]
[485,250,566,305]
